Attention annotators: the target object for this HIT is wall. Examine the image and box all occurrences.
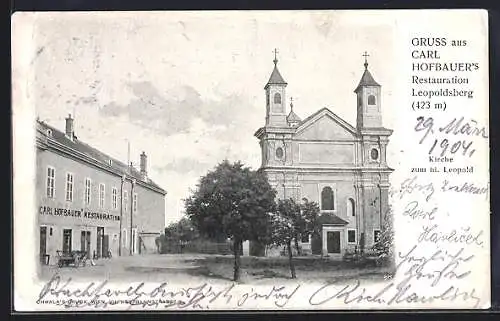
[37,148,122,261]
[36,147,166,261]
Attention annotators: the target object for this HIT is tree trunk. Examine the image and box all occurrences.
[233,238,241,282]
[294,236,301,256]
[287,241,296,279]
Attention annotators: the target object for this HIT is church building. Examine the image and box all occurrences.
[254,52,393,258]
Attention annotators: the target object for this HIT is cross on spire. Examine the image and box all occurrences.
[290,96,294,110]
[273,48,279,65]
[362,51,370,69]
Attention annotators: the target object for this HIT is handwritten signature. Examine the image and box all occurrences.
[396,245,474,287]
[418,224,484,247]
[389,176,435,202]
[309,278,480,308]
[36,276,300,309]
[402,200,437,221]
[309,243,479,308]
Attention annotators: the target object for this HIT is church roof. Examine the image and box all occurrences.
[266,65,287,86]
[316,213,349,226]
[354,67,380,92]
[287,109,301,123]
[297,107,357,134]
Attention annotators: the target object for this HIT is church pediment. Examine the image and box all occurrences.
[295,108,357,140]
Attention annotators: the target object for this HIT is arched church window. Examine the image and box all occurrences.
[274,93,282,104]
[371,148,379,160]
[368,95,376,105]
[321,186,334,211]
[348,198,355,216]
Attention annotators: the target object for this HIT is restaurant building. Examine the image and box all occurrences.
[36,114,167,265]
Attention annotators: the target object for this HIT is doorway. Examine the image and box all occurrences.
[40,226,47,264]
[62,229,72,254]
[96,227,104,258]
[81,231,91,257]
[102,235,109,258]
[326,231,341,254]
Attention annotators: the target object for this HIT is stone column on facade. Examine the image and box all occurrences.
[379,181,391,228]
[354,182,361,251]
[380,141,387,165]
[321,228,327,257]
[359,183,367,253]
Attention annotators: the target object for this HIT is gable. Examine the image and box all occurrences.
[295,113,356,140]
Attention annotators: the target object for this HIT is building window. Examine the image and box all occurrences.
[371,148,379,160]
[368,94,376,105]
[348,198,355,216]
[99,183,105,208]
[301,234,310,243]
[321,186,335,211]
[274,92,282,104]
[124,191,128,212]
[374,230,381,243]
[46,166,55,198]
[112,187,118,210]
[133,193,138,212]
[65,173,74,202]
[84,178,91,205]
[347,229,356,244]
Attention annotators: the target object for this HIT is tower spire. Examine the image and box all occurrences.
[362,51,369,69]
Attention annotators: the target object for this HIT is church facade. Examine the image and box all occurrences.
[254,53,393,258]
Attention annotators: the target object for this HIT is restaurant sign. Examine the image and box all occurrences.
[39,206,120,221]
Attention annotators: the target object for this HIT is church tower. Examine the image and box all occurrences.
[265,49,288,127]
[353,52,391,168]
[355,52,382,129]
[353,53,393,253]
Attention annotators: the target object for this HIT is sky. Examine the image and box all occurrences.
[30,11,398,225]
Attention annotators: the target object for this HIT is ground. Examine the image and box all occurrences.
[39,253,393,285]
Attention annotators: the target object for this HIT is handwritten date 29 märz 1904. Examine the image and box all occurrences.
[414,116,488,158]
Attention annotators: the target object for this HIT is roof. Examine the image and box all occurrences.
[265,65,287,88]
[354,67,380,92]
[286,110,301,123]
[316,213,349,226]
[254,107,358,139]
[36,120,166,194]
[296,107,357,134]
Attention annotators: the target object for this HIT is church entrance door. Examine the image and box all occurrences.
[326,231,341,254]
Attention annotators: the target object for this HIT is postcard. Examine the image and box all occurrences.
[11,9,490,310]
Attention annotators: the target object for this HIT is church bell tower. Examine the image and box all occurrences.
[355,52,382,130]
[265,49,288,127]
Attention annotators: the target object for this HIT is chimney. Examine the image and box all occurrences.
[140,151,147,177]
[65,114,74,140]
[141,152,148,177]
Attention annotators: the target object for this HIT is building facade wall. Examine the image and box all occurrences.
[37,148,122,263]
[131,183,166,254]
[36,144,166,264]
